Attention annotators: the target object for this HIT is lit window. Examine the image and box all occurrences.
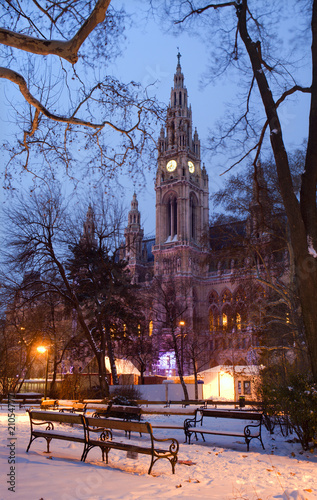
[236,313,241,330]
[209,311,214,332]
[222,313,228,328]
[243,381,251,395]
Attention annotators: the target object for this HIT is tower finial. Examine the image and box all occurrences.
[177,48,181,67]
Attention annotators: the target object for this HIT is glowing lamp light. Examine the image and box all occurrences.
[37,346,47,354]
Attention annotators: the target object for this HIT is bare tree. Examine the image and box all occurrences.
[0,185,136,397]
[0,2,162,184]
[119,318,157,385]
[183,327,211,400]
[150,277,190,400]
[166,1,317,381]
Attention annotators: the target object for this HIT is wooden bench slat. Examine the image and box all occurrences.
[189,430,245,437]
[30,410,83,425]
[85,416,148,434]
[201,409,262,420]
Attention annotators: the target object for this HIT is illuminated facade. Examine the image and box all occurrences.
[120,55,288,374]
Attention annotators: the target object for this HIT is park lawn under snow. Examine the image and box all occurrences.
[0,406,316,500]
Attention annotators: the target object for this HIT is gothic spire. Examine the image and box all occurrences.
[177,49,181,67]
[80,204,97,248]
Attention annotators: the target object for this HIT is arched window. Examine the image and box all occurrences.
[209,307,219,333]
[209,290,219,305]
[167,196,178,238]
[234,286,246,303]
[221,289,232,304]
[189,193,198,241]
[236,313,242,330]
[222,313,228,328]
[163,192,178,241]
[222,304,233,331]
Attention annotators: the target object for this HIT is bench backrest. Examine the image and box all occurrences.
[28,409,84,426]
[84,416,152,435]
[108,406,141,415]
[200,409,262,420]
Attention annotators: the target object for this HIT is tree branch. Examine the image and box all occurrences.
[174,1,236,24]
[0,0,111,64]
[0,67,150,146]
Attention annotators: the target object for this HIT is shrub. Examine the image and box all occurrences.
[109,385,142,406]
[259,367,317,450]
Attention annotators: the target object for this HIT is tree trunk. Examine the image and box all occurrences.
[140,361,145,385]
[193,359,199,400]
[104,327,119,385]
[238,0,317,381]
[171,329,189,400]
[96,350,109,398]
[49,356,58,397]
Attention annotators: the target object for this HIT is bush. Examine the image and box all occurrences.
[109,385,142,406]
[259,367,317,450]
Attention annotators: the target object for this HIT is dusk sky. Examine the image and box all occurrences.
[112,1,311,235]
[0,1,312,236]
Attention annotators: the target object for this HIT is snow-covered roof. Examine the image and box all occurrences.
[198,365,262,377]
[104,357,140,375]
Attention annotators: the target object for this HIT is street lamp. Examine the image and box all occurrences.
[37,346,49,399]
[179,320,185,374]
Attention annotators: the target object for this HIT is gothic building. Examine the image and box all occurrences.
[82,55,290,375]
[117,54,267,374]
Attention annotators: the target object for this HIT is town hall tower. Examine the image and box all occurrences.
[152,53,209,279]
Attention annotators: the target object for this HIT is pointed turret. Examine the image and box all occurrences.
[163,52,195,154]
[124,193,144,264]
[80,204,97,248]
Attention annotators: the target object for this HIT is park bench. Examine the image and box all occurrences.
[26,409,86,457]
[6,393,43,408]
[26,409,178,475]
[82,415,179,474]
[184,408,265,451]
[58,402,87,413]
[40,399,62,410]
[92,403,142,422]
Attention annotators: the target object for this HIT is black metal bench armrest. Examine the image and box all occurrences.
[184,412,202,430]
[152,435,179,456]
[244,422,261,436]
[85,425,113,440]
[31,420,55,431]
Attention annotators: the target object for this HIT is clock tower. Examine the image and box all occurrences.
[153,53,209,278]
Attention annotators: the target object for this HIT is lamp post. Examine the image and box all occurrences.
[179,320,185,374]
[37,346,49,399]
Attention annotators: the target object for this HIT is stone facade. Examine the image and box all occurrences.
[116,55,289,374]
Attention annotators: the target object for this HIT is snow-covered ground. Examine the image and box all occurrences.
[0,406,316,500]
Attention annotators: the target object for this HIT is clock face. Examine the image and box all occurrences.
[166,160,177,172]
[188,161,195,173]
